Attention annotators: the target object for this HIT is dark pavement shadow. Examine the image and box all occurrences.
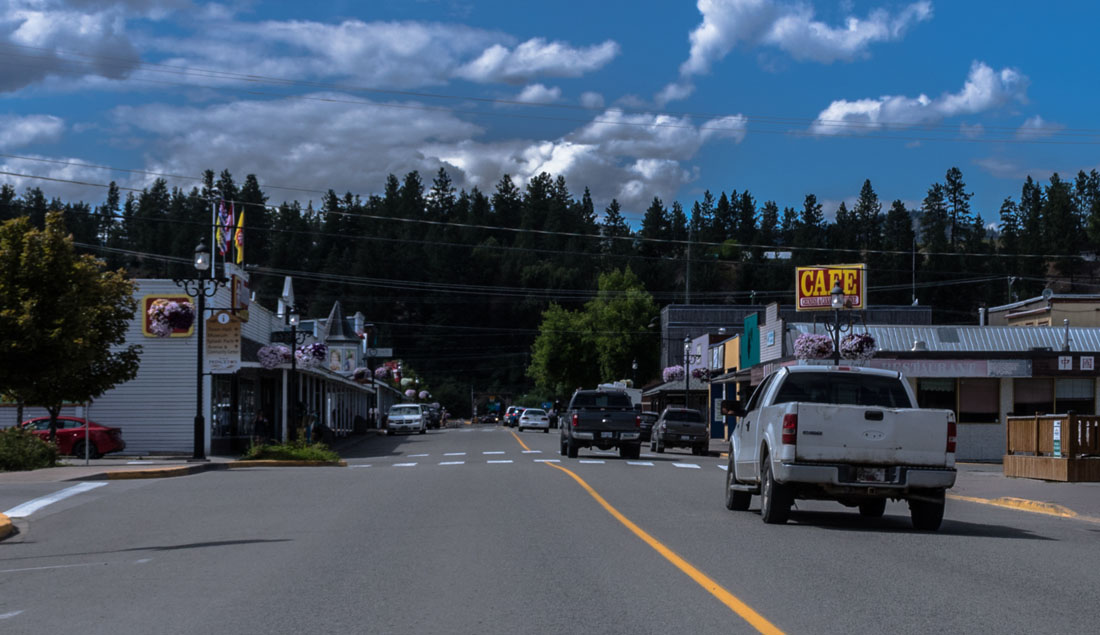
[774,508,1055,540]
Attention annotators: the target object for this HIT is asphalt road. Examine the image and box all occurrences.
[1,425,1098,634]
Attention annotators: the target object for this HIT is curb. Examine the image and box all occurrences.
[71,460,347,481]
[0,513,12,541]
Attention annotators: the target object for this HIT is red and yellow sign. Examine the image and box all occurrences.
[795,264,866,311]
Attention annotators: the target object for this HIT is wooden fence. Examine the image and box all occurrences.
[1004,413,1100,482]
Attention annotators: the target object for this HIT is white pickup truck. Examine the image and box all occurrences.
[724,365,956,530]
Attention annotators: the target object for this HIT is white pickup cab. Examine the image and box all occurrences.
[725,365,956,530]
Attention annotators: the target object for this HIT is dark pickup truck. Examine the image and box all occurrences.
[559,389,642,459]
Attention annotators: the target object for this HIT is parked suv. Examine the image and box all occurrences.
[650,407,708,455]
[386,403,427,435]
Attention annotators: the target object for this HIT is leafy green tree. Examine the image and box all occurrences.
[0,212,141,439]
[528,304,598,397]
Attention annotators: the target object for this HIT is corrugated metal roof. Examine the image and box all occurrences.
[787,323,1100,353]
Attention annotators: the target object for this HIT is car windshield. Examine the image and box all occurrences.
[772,372,913,408]
[665,410,702,422]
[571,392,633,408]
[389,406,420,416]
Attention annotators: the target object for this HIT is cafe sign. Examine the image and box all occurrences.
[795,264,866,311]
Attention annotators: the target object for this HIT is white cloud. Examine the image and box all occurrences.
[514,83,561,104]
[809,62,1029,135]
[454,37,619,84]
[0,114,64,148]
[571,109,746,161]
[1016,115,1063,140]
[580,91,604,109]
[661,0,931,103]
[655,80,695,106]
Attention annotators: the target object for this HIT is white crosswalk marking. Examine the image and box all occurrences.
[626,461,654,467]
[673,463,701,469]
[487,460,513,464]
[483,451,505,455]
[393,463,417,467]
[439,461,465,465]
[522,450,541,454]
[578,460,605,464]
[534,459,560,463]
[408,454,429,457]
[718,464,729,471]
[444,452,466,456]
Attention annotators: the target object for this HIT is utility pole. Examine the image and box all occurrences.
[685,220,692,305]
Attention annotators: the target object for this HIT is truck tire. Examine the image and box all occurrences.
[559,435,567,456]
[858,498,887,518]
[655,437,665,453]
[760,459,791,524]
[620,444,640,460]
[909,491,945,531]
[567,437,579,459]
[724,457,751,511]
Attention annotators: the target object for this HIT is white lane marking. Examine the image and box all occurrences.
[349,465,372,468]
[444,452,466,456]
[408,454,430,458]
[487,460,513,464]
[534,459,561,463]
[393,463,417,467]
[134,558,152,564]
[522,450,541,454]
[4,482,108,518]
[578,460,605,464]
[626,461,654,467]
[641,454,657,458]
[673,463,701,469]
[0,611,24,619]
[483,451,505,455]
[718,464,729,471]
[439,461,465,466]
[0,562,105,574]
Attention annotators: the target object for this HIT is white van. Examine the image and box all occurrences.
[387,403,427,436]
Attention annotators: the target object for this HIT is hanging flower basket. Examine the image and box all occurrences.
[258,344,292,369]
[405,389,417,398]
[418,390,430,400]
[662,365,685,382]
[374,366,391,379]
[295,342,327,367]
[400,377,414,387]
[840,333,876,362]
[795,333,833,360]
[352,367,370,382]
[148,298,195,337]
[691,367,710,380]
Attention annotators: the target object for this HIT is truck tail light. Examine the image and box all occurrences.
[946,419,957,454]
[572,413,579,427]
[635,415,641,428]
[781,414,798,445]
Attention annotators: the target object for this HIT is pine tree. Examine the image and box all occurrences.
[943,167,972,249]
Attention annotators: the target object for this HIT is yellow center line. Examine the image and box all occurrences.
[509,430,531,452]
[506,432,782,634]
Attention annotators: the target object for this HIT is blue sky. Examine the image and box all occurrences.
[2,1,1098,228]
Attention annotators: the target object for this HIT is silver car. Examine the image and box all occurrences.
[386,403,427,435]
[517,408,550,432]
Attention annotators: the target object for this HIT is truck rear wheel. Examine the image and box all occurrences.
[760,460,791,524]
[909,491,945,531]
[567,438,579,459]
[619,444,640,460]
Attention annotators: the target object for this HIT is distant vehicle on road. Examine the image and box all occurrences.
[560,389,641,459]
[477,413,499,424]
[19,416,126,459]
[503,406,522,428]
[724,365,957,530]
[386,404,427,435]
[650,408,707,455]
[517,408,550,433]
[639,411,659,442]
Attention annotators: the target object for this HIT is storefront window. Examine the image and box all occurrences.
[958,378,999,423]
[1013,379,1053,416]
[917,378,957,415]
[1055,378,1094,415]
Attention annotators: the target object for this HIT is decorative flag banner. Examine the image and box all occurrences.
[234,209,245,264]
[216,200,234,256]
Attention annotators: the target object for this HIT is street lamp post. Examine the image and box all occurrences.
[632,358,638,387]
[173,241,227,460]
[284,306,309,441]
[826,282,851,365]
[683,337,691,408]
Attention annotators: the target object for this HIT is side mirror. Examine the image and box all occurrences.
[721,400,746,417]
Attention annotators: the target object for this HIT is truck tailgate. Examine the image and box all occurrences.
[576,411,637,431]
[792,404,951,467]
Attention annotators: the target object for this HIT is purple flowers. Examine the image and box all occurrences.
[662,365,685,382]
[795,333,833,360]
[405,389,417,398]
[148,299,195,337]
[418,390,430,399]
[691,367,710,380]
[840,333,876,362]
[295,342,327,367]
[258,344,292,369]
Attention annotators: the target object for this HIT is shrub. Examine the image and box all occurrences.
[0,426,59,471]
[240,439,340,463]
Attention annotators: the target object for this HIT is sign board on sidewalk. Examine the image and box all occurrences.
[795,264,866,311]
[205,312,241,374]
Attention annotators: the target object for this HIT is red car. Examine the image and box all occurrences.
[20,417,126,459]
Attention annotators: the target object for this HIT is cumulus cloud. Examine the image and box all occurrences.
[514,83,561,104]
[809,62,1029,135]
[0,0,144,92]
[659,0,931,103]
[454,37,619,84]
[580,91,604,109]
[0,114,64,148]
[1016,115,1063,140]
